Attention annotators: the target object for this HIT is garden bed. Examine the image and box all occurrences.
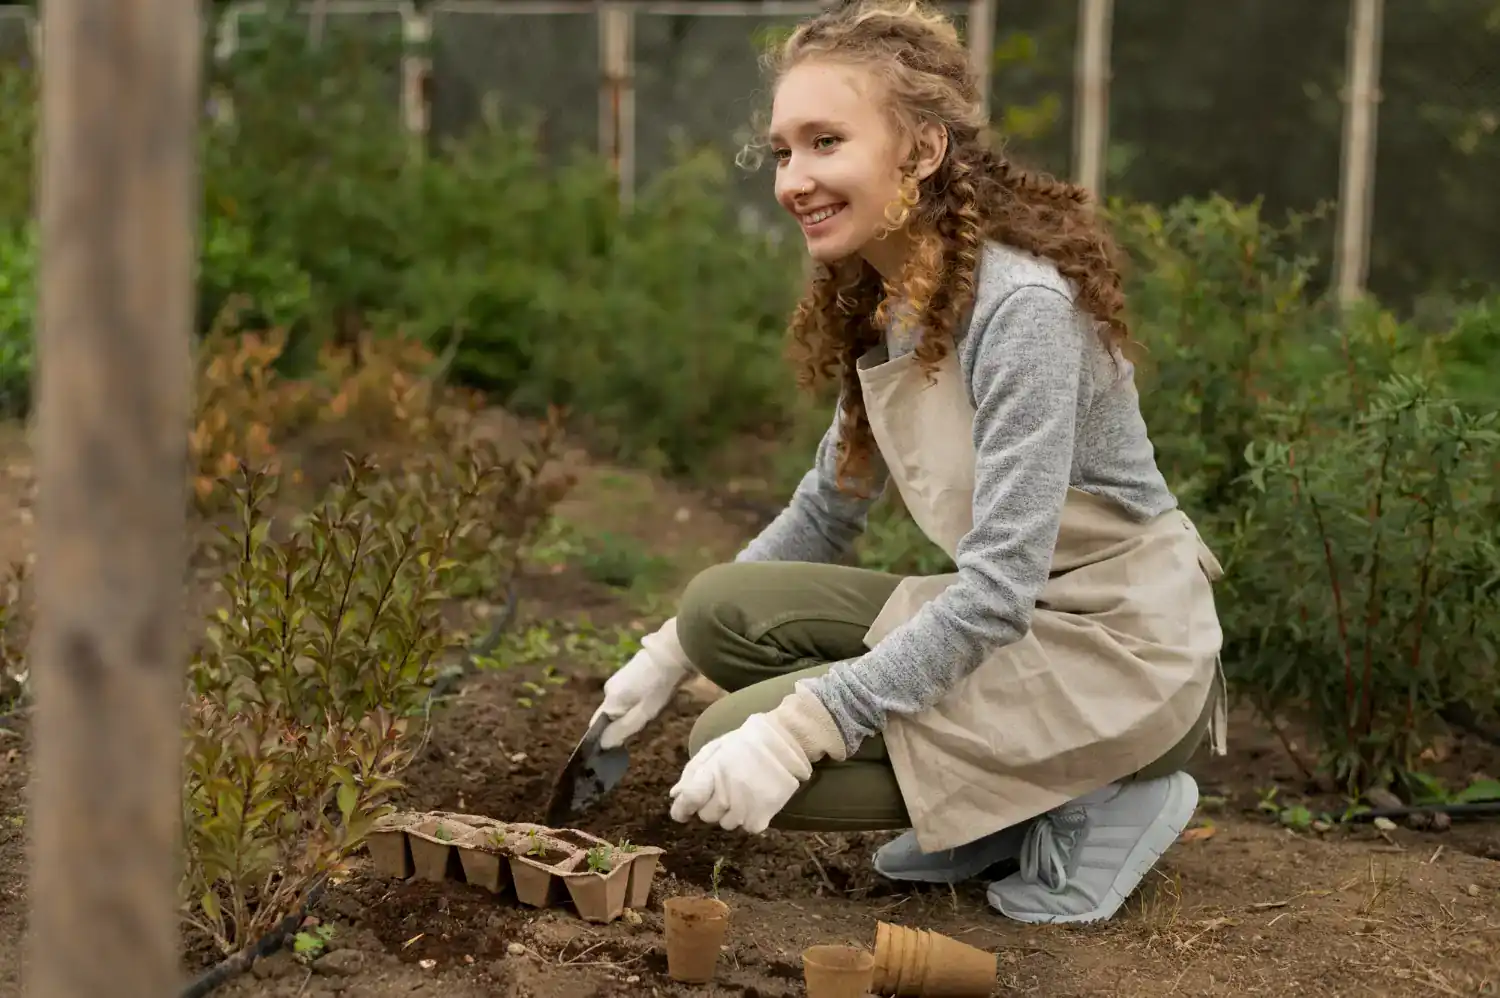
[0,436,1495,998]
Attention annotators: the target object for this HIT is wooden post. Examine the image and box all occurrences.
[598,2,636,207]
[29,1,200,997]
[967,0,996,123]
[1334,0,1384,307]
[402,6,432,141]
[1071,0,1114,197]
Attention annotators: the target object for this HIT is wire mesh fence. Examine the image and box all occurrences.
[0,7,31,66]
[429,5,598,159]
[0,0,1494,306]
[1109,0,1348,287]
[1371,0,1500,311]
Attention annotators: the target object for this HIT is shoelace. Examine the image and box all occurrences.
[1018,804,1089,893]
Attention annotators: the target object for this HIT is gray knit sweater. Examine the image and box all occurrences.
[735,240,1178,756]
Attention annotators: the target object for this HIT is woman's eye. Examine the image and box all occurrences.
[813,135,840,151]
[772,148,791,163]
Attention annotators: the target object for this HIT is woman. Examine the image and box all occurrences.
[589,0,1228,925]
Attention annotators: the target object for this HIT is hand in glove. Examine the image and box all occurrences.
[668,687,847,834]
[592,618,693,750]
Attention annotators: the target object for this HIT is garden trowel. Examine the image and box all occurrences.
[543,711,630,827]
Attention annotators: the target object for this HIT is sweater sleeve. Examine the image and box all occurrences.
[795,285,1094,755]
[733,395,888,565]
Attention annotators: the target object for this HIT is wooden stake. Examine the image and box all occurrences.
[598,2,636,208]
[29,2,200,996]
[967,0,996,124]
[1334,0,1385,307]
[1072,0,1114,198]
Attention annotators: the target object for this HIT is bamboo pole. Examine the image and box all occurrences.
[28,1,200,996]
[1071,0,1113,197]
[598,2,636,207]
[967,0,996,123]
[402,7,432,139]
[1334,0,1385,307]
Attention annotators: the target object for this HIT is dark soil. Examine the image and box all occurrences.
[396,666,902,904]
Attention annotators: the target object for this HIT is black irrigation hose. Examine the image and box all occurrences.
[180,875,330,998]
[1342,800,1500,823]
[180,581,522,998]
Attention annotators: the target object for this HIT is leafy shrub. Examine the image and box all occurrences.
[0,223,35,419]
[1112,195,1345,520]
[189,318,492,513]
[0,64,34,226]
[182,421,573,955]
[523,150,803,473]
[1233,369,1500,791]
[198,211,315,338]
[189,315,319,509]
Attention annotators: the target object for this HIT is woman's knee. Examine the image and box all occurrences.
[675,562,754,682]
[686,692,749,756]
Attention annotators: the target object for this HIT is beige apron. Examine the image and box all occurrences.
[857,342,1228,854]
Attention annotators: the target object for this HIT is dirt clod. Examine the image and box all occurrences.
[314,950,365,976]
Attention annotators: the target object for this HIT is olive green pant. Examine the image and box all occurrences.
[675,560,1216,833]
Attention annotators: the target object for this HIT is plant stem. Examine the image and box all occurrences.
[1251,697,1316,782]
[1358,421,1397,739]
[1300,469,1356,741]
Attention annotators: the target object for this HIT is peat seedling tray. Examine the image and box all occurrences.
[367,809,664,924]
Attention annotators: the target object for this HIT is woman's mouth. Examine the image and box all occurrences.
[799,204,846,233]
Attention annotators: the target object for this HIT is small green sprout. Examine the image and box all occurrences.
[585,845,614,873]
[710,857,726,899]
[292,924,335,961]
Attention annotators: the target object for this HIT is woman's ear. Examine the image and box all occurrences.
[911,121,949,182]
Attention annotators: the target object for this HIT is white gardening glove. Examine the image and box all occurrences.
[591,617,694,750]
[668,688,847,834]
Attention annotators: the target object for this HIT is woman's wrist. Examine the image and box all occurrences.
[639,616,695,679]
[769,686,849,764]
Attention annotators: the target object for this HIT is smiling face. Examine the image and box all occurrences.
[769,61,916,274]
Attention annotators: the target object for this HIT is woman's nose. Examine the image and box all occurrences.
[777,170,812,202]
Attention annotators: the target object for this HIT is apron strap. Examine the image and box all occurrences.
[1208,655,1229,756]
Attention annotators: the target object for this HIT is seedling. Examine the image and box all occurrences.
[585,845,614,874]
[710,856,725,900]
[616,839,638,853]
[517,664,567,709]
[524,829,548,857]
[435,823,454,842]
[292,924,335,962]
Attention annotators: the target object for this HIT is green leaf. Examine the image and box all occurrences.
[1454,778,1500,804]
[336,781,358,824]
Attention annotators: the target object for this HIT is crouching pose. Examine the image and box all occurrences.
[589,0,1228,925]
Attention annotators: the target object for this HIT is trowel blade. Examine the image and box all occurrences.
[543,713,630,828]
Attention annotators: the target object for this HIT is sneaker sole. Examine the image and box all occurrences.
[987,772,1201,925]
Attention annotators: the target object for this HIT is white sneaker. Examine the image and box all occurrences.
[985,771,1199,924]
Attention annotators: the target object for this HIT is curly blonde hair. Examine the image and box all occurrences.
[765,0,1129,494]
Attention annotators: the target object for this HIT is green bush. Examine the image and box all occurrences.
[1233,369,1499,791]
[0,223,35,419]
[183,427,572,955]
[1112,195,1348,520]
[197,13,807,473]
